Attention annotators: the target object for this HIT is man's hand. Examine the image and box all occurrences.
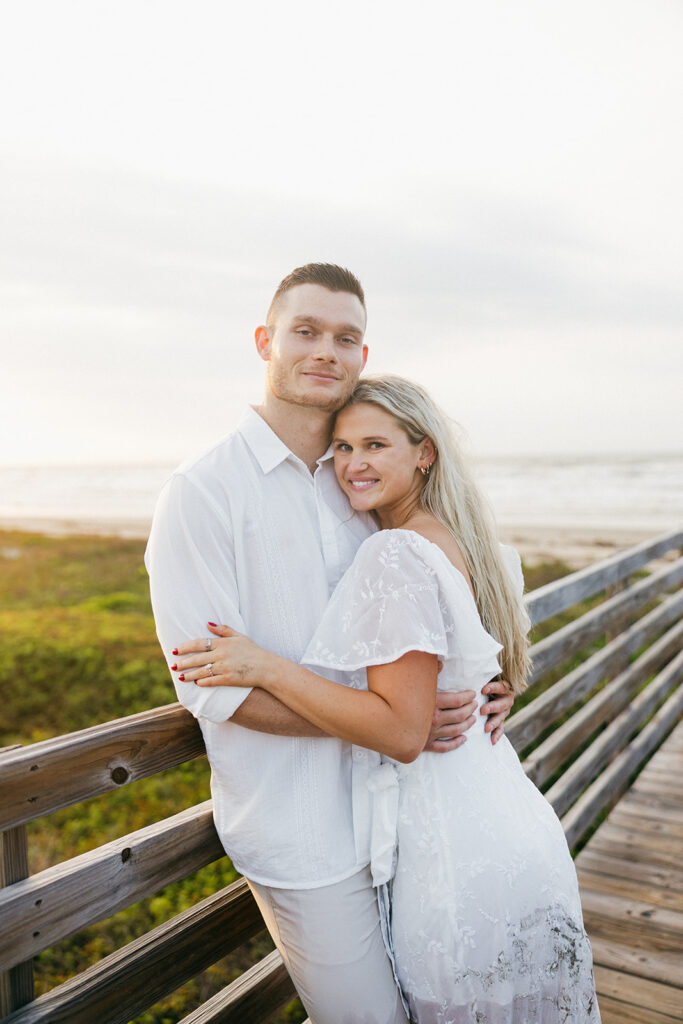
[481,678,514,745]
[423,679,515,753]
[423,689,478,752]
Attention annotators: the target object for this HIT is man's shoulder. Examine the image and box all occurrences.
[173,427,248,485]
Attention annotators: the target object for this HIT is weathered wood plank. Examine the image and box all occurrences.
[0,823,33,1015]
[546,650,683,818]
[626,784,683,812]
[589,935,683,988]
[587,830,682,874]
[0,703,205,831]
[3,880,265,1024]
[562,687,683,849]
[177,950,297,1024]
[577,868,683,913]
[580,887,683,952]
[508,592,683,754]
[596,992,681,1024]
[527,557,683,684]
[593,964,683,1020]
[577,849,683,893]
[0,801,224,971]
[523,619,683,786]
[525,527,683,626]
[605,805,683,841]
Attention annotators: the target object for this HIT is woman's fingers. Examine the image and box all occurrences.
[172,652,217,671]
[173,625,241,659]
[208,622,237,636]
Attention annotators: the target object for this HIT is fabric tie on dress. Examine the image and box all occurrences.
[366,762,400,886]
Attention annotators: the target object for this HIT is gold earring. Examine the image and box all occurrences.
[420,464,431,477]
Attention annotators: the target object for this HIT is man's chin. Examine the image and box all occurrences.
[295,388,353,413]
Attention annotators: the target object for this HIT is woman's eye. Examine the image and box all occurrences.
[335,443,352,452]
[369,442,385,450]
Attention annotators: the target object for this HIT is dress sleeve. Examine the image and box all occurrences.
[303,531,501,676]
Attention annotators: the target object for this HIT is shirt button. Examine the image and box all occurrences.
[354,750,365,761]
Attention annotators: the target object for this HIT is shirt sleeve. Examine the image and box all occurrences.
[145,471,251,723]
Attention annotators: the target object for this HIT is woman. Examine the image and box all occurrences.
[173,376,600,1023]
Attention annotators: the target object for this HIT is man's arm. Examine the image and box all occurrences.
[231,687,328,736]
[146,472,325,736]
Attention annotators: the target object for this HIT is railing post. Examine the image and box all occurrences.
[1,746,34,1015]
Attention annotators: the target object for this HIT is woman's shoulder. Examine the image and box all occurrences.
[355,525,472,591]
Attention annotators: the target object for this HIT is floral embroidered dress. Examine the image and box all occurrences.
[303,529,600,1024]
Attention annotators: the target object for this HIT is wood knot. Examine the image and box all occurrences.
[111,766,130,785]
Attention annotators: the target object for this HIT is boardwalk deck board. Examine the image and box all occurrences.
[577,720,683,1023]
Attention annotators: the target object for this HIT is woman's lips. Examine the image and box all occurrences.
[348,479,378,490]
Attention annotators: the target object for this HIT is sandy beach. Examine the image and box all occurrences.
[0,514,665,569]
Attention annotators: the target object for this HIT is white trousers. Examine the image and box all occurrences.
[247,866,409,1024]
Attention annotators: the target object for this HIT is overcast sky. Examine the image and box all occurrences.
[1,0,681,464]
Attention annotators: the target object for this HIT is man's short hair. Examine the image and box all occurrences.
[266,264,366,329]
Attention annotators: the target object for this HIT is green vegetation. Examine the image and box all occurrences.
[0,529,576,1022]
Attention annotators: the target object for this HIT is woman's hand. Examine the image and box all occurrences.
[171,623,278,688]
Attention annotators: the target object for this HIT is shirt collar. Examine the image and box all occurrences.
[237,407,334,475]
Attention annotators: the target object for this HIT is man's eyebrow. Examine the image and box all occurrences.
[292,315,363,335]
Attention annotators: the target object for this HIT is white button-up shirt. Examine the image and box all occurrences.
[145,408,378,888]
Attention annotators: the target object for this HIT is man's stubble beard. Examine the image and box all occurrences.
[268,365,358,415]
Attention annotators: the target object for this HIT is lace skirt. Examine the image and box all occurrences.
[386,736,601,1023]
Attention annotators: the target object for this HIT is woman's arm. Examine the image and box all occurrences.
[173,626,438,763]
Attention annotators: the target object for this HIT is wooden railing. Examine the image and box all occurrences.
[1,527,681,1024]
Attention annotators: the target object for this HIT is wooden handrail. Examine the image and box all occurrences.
[525,527,682,625]
[0,704,204,832]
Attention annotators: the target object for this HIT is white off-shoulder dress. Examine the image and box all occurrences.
[303,529,600,1024]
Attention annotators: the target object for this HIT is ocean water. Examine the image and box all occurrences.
[0,454,680,536]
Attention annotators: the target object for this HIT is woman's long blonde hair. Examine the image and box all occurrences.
[343,375,530,692]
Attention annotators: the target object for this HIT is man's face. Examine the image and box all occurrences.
[256,284,368,412]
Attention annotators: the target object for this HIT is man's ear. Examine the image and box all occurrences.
[255,326,271,361]
[361,344,369,371]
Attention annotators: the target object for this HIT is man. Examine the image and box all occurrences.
[145,264,513,1023]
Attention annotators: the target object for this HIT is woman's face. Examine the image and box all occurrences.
[333,402,431,524]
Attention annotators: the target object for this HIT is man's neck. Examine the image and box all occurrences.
[256,395,334,474]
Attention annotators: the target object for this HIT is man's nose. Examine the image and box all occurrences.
[312,332,337,360]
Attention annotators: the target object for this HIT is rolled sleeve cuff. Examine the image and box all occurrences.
[176,678,253,723]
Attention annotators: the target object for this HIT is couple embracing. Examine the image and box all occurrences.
[146,264,599,1023]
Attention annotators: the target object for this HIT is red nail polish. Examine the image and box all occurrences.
[178,674,185,681]
[172,648,178,656]
[171,663,177,671]
[208,622,217,627]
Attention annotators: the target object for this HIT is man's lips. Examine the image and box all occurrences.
[303,371,340,382]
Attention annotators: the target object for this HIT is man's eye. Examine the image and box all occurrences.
[340,336,357,345]
[297,328,314,336]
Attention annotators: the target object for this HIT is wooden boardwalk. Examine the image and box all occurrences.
[576,720,683,1024]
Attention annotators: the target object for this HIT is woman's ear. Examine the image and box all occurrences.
[418,438,437,470]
